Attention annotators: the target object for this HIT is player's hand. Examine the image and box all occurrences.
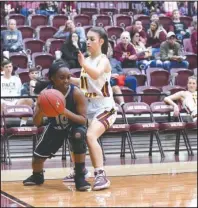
[78,51,85,67]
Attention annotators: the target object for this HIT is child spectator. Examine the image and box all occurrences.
[147,21,167,56]
[113,31,137,68]
[21,68,40,96]
[53,20,86,44]
[160,32,189,71]
[1,19,23,52]
[169,9,190,42]
[61,32,86,69]
[1,60,34,126]
[191,20,197,54]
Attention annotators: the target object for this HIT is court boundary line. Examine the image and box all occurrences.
[1,191,33,207]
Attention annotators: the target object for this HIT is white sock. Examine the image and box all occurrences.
[95,167,104,172]
[20,119,27,126]
[120,102,125,107]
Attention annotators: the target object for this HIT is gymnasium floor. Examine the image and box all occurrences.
[1,152,197,207]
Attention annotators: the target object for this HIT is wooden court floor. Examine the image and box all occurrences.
[1,173,197,207]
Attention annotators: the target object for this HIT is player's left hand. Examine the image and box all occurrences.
[78,51,85,67]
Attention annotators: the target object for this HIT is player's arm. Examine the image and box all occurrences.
[33,102,45,127]
[78,51,109,80]
[70,77,80,87]
[62,87,87,125]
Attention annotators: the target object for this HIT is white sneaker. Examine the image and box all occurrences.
[63,169,91,182]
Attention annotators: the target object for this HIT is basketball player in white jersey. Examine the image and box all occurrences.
[70,27,117,191]
[164,76,197,122]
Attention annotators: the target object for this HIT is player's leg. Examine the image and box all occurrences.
[87,109,117,191]
[23,124,63,186]
[69,125,91,191]
[112,85,125,107]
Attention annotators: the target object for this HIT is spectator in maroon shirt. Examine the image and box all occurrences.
[191,20,197,54]
[113,31,137,68]
[133,20,147,45]
[147,21,167,56]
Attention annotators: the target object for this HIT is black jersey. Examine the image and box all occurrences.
[47,84,77,130]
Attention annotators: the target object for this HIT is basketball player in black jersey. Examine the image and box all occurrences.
[23,60,91,191]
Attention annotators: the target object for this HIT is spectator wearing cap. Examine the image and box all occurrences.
[160,32,189,71]
[21,67,40,96]
[1,19,23,52]
[191,19,197,54]
[169,9,190,42]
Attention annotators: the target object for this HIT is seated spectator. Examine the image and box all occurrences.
[61,32,86,69]
[1,19,23,52]
[163,2,178,17]
[147,21,167,56]
[192,1,197,16]
[179,1,188,16]
[169,9,190,42]
[1,60,34,126]
[21,67,40,96]
[36,1,58,16]
[107,42,137,94]
[60,2,77,15]
[191,19,197,54]
[150,13,159,22]
[133,20,147,45]
[160,32,189,71]
[164,75,197,122]
[53,20,86,44]
[19,2,40,17]
[131,29,163,72]
[113,31,137,68]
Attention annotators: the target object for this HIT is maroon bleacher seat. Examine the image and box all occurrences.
[136,86,161,105]
[180,16,193,28]
[94,15,112,27]
[23,38,45,54]
[171,69,194,87]
[70,68,81,78]
[125,25,133,33]
[120,87,135,103]
[50,14,69,29]
[9,52,28,70]
[150,102,193,156]
[147,68,170,89]
[183,38,193,53]
[113,14,132,28]
[136,15,150,29]
[100,8,118,16]
[45,38,65,55]
[123,102,165,158]
[32,52,54,70]
[120,9,134,16]
[35,26,57,42]
[17,69,30,84]
[159,16,172,32]
[162,85,186,95]
[83,25,92,35]
[17,26,34,39]
[7,14,26,25]
[80,8,99,18]
[73,14,91,27]
[104,26,124,40]
[185,54,197,70]
[132,74,147,86]
[28,14,48,29]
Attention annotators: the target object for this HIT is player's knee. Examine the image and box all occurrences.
[71,127,87,154]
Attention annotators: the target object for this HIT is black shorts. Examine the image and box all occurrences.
[34,124,86,158]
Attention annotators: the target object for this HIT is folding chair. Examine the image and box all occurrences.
[123,102,165,158]
[99,103,136,160]
[3,105,38,164]
[150,102,193,156]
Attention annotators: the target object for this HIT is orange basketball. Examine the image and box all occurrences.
[38,89,65,117]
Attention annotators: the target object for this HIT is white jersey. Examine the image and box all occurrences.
[1,76,22,102]
[80,54,115,116]
[182,91,197,121]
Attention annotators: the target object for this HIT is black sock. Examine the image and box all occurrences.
[75,162,85,175]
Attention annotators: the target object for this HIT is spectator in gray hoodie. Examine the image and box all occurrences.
[1,19,23,52]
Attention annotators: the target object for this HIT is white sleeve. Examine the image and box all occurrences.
[16,77,22,96]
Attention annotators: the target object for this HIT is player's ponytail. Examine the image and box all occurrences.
[34,60,69,94]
